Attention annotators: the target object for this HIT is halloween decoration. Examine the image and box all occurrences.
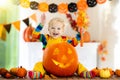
[49,3,58,13]
[16,66,27,78]
[28,71,43,79]
[38,2,48,12]
[77,0,88,11]
[58,3,68,13]
[99,68,111,78]
[23,25,35,42]
[87,0,97,7]
[0,68,9,77]
[68,2,78,12]
[80,71,96,78]
[20,0,30,8]
[30,1,39,10]
[96,0,107,4]
[43,42,78,76]
[33,62,46,75]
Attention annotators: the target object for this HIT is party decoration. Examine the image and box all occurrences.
[68,2,78,12]
[30,1,39,10]
[23,25,35,42]
[0,25,7,41]
[97,0,107,4]
[33,62,46,75]
[99,68,111,78]
[77,0,88,11]
[23,18,29,26]
[12,21,20,31]
[16,66,27,78]
[49,3,58,13]
[87,0,97,7]
[58,3,68,13]
[4,24,11,33]
[20,0,30,8]
[38,2,48,12]
[43,42,78,76]
[30,13,37,23]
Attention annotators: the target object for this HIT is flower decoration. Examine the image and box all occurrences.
[49,3,58,13]
[58,3,68,13]
[77,0,88,11]
[30,1,39,10]
[87,0,97,7]
[68,2,78,12]
[38,2,48,12]
[77,11,89,29]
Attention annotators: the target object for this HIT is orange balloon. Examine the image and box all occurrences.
[77,0,88,11]
[38,2,48,12]
[58,3,68,13]
[96,0,107,4]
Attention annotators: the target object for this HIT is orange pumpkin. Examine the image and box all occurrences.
[83,31,90,42]
[115,69,120,76]
[16,66,27,78]
[77,0,88,11]
[23,26,35,42]
[58,3,68,13]
[43,42,78,76]
[91,67,100,77]
[38,2,48,12]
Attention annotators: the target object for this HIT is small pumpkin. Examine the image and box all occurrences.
[0,68,9,77]
[77,0,88,11]
[16,66,27,78]
[83,31,91,42]
[99,68,111,79]
[115,69,120,77]
[91,67,100,77]
[43,42,78,76]
[10,67,18,76]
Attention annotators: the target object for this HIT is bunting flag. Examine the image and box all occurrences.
[12,21,20,31]
[4,24,11,33]
[23,18,29,26]
[30,13,37,23]
[0,25,7,41]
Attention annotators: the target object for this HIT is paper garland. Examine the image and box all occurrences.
[20,0,107,12]
[0,13,37,41]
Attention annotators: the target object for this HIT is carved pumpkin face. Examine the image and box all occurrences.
[43,42,78,76]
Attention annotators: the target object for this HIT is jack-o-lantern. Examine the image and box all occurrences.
[43,42,78,76]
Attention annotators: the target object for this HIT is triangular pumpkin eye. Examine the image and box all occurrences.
[53,48,59,55]
[68,48,72,54]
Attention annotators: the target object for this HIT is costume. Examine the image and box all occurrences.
[32,23,81,49]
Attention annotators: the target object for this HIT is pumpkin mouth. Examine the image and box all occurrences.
[52,59,74,68]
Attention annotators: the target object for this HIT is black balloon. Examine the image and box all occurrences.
[30,1,39,10]
[87,0,97,7]
[68,2,77,12]
[49,3,58,13]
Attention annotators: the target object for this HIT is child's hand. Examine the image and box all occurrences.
[41,13,46,26]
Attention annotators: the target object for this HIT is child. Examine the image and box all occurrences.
[32,14,81,49]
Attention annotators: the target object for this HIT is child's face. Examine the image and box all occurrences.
[48,22,64,38]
